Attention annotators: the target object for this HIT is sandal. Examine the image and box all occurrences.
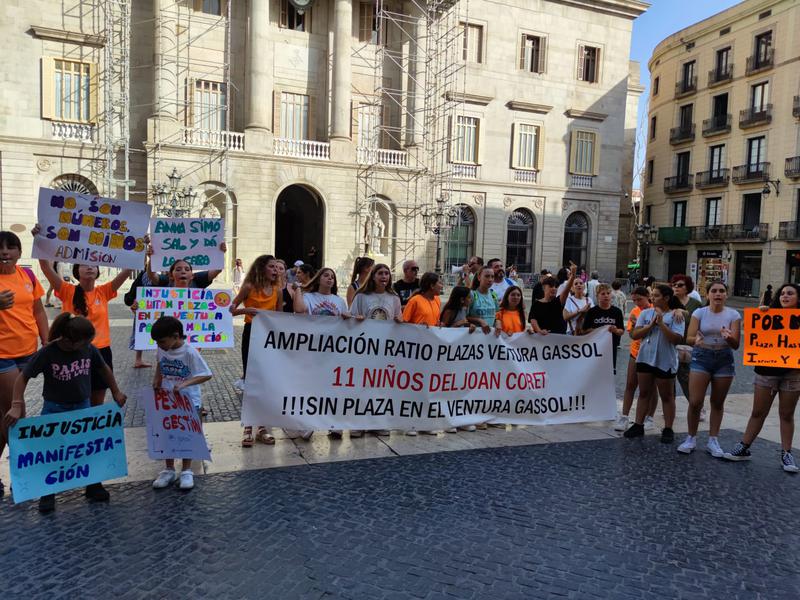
[255,428,275,445]
[241,429,254,448]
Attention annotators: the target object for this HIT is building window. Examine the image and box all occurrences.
[751,82,769,111]
[563,212,589,268]
[360,3,381,44]
[48,59,94,123]
[506,209,535,273]
[682,60,696,84]
[673,201,687,227]
[676,151,691,181]
[520,34,545,73]
[280,0,310,32]
[577,45,600,83]
[191,80,227,130]
[679,103,693,128]
[647,159,654,185]
[742,193,761,230]
[280,92,309,139]
[569,130,598,175]
[706,197,721,227]
[452,116,479,164]
[461,23,483,64]
[513,123,540,170]
[715,47,731,74]
[356,103,381,148]
[650,115,656,140]
[444,204,475,270]
[712,93,729,119]
[747,136,766,170]
[652,76,659,95]
[709,144,725,175]
[754,31,772,63]
[194,0,225,15]
[51,173,99,196]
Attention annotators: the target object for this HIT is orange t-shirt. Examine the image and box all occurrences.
[0,266,45,358]
[243,286,279,324]
[402,294,441,326]
[627,304,650,358]
[56,281,117,349]
[495,309,525,334]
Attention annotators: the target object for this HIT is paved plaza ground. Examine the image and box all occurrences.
[2,297,797,599]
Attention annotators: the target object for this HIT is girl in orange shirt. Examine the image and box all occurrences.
[402,272,443,326]
[494,286,527,335]
[230,255,282,447]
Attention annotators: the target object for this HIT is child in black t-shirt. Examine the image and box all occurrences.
[4,314,127,513]
[580,283,625,372]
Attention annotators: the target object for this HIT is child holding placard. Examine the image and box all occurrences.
[151,316,212,491]
[4,313,127,513]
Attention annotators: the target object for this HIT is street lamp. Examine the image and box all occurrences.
[152,167,197,217]
[422,195,460,273]
[761,179,780,197]
[635,223,658,276]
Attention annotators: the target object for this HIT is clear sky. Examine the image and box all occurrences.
[631,0,742,187]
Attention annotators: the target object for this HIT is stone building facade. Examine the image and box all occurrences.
[0,0,645,284]
[643,0,800,297]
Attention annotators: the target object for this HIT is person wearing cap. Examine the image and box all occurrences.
[287,259,304,285]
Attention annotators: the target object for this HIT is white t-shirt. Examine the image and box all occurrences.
[689,289,702,303]
[564,294,594,335]
[303,292,348,316]
[586,279,600,305]
[349,292,402,321]
[691,306,741,347]
[490,278,515,299]
[157,343,212,408]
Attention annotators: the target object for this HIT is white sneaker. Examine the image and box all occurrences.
[643,416,655,431]
[233,378,245,392]
[421,430,441,435]
[782,451,799,473]
[405,430,418,436]
[179,470,194,490]
[458,425,477,432]
[445,427,458,433]
[613,414,629,432]
[152,469,177,489]
[707,437,724,458]
[677,436,696,454]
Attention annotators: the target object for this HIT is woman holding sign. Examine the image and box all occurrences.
[0,231,49,497]
[723,283,800,472]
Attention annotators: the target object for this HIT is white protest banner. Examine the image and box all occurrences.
[143,388,211,461]
[33,187,151,270]
[150,218,225,271]
[134,287,234,350]
[242,312,616,430]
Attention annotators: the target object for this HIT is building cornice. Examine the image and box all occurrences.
[546,0,649,20]
[565,109,608,122]
[506,101,553,114]
[29,25,106,48]
[445,92,493,106]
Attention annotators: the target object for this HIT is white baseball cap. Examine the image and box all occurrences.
[293,260,304,267]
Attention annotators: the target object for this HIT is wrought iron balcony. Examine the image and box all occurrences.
[732,163,769,184]
[786,156,800,179]
[708,65,733,87]
[689,223,768,243]
[794,96,800,119]
[702,114,731,137]
[669,124,695,144]
[739,105,772,128]
[695,169,730,189]
[663,174,693,193]
[689,226,723,242]
[746,49,773,75]
[778,221,800,240]
[658,227,690,245]
[674,75,697,98]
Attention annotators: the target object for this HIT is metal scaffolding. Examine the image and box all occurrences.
[353,0,468,271]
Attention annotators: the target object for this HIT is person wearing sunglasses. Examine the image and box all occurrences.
[393,259,421,307]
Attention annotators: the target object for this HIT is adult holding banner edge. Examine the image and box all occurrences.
[723,284,800,472]
[0,231,49,497]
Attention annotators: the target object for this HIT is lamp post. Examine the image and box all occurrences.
[422,195,459,274]
[761,179,780,197]
[635,223,658,277]
[151,167,197,218]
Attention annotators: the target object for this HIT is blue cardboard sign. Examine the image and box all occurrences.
[8,405,128,503]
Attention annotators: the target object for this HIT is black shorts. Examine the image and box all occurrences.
[636,362,676,379]
[91,346,114,391]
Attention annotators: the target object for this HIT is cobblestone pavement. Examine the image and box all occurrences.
[1,430,798,599]
[23,301,758,427]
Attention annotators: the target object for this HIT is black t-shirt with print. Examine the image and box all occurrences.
[23,343,107,405]
[582,306,624,348]
[529,298,567,334]
[393,279,421,307]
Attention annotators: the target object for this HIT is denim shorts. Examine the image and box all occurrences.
[41,398,91,415]
[690,347,735,378]
[0,354,33,374]
[754,370,800,393]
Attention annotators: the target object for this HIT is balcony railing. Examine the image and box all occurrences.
[690,223,769,243]
[739,105,772,128]
[513,169,538,183]
[663,174,693,193]
[732,163,769,184]
[181,127,245,151]
[51,121,96,143]
[570,174,593,188]
[669,123,695,144]
[674,75,697,98]
[658,227,690,245]
[356,147,408,167]
[746,49,774,75]
[794,96,800,119]
[452,163,479,179]
[786,156,800,179]
[702,114,731,136]
[695,168,730,189]
[708,65,733,87]
[778,222,800,240]
[274,138,330,160]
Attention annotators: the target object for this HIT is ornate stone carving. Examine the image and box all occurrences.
[36,159,51,172]
[472,193,484,206]
[503,196,513,208]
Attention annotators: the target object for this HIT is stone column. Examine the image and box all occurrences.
[330,0,353,144]
[152,0,176,120]
[405,0,424,149]
[245,0,273,152]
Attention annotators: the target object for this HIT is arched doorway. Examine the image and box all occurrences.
[275,185,324,268]
[506,209,535,273]
[563,211,589,269]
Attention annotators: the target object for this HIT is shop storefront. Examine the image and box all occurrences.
[692,250,729,297]
[787,250,800,284]
[734,250,762,298]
